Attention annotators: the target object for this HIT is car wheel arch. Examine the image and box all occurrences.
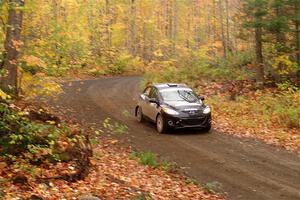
[135,106,140,116]
[156,113,161,122]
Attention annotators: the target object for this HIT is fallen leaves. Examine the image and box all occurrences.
[0,138,224,200]
[192,80,300,154]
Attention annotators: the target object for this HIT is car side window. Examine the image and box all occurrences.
[149,88,159,100]
[143,87,151,96]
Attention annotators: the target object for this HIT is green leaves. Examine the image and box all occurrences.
[0,103,63,161]
[243,0,268,28]
[103,117,128,135]
[131,151,158,167]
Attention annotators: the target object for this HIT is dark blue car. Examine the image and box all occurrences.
[135,83,211,133]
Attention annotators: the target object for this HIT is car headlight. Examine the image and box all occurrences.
[203,106,211,114]
[162,107,179,115]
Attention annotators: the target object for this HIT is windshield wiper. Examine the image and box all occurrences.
[177,90,197,103]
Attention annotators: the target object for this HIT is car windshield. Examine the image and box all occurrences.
[160,89,199,103]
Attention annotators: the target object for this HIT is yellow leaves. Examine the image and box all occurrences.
[153,49,164,57]
[212,41,223,49]
[20,72,63,99]
[0,88,11,100]
[272,55,297,75]
[22,55,46,69]
[17,111,29,116]
[195,46,211,60]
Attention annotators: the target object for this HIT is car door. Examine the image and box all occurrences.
[139,86,151,118]
[147,87,160,121]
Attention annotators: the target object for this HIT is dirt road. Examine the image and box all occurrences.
[55,76,300,200]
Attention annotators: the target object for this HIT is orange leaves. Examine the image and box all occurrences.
[0,137,224,200]
[206,81,300,154]
[11,39,23,51]
[22,55,46,69]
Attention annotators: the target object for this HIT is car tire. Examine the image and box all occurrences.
[136,106,144,122]
[156,114,168,133]
[203,124,211,132]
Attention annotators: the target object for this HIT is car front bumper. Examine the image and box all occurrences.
[162,112,212,129]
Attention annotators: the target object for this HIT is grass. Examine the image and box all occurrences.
[132,193,153,200]
[130,151,177,172]
[131,151,158,167]
[185,178,200,185]
[122,110,130,117]
[102,117,128,135]
[159,160,177,172]
[202,181,223,194]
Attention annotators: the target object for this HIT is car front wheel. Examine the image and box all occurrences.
[156,114,168,133]
[203,124,211,132]
[136,106,144,122]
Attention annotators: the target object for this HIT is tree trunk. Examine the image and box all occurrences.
[255,27,265,83]
[105,0,111,47]
[149,28,154,61]
[171,0,177,55]
[142,20,147,60]
[186,11,190,49]
[294,1,300,83]
[52,0,61,67]
[128,0,136,56]
[0,0,24,96]
[225,0,231,52]
[296,20,300,83]
[275,6,287,52]
[218,0,227,58]
[212,0,217,43]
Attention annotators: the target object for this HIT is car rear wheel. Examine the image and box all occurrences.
[156,114,167,133]
[136,106,144,122]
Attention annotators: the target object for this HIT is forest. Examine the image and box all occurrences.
[0,0,300,199]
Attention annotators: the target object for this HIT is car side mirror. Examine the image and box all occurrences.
[140,94,146,100]
[149,98,159,104]
[199,96,205,101]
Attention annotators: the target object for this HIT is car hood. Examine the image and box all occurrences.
[164,100,203,111]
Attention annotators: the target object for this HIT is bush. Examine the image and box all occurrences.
[20,55,47,75]
[272,90,300,128]
[44,65,70,77]
[20,72,63,100]
[88,68,107,76]
[0,103,62,161]
[143,49,254,87]
[106,62,127,75]
[208,87,300,130]
[105,54,130,75]
[105,54,145,75]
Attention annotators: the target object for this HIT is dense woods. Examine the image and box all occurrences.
[0,0,299,90]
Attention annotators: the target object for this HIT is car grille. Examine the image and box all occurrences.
[181,117,207,126]
[182,110,202,116]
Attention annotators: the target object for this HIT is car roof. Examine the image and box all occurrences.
[152,83,189,90]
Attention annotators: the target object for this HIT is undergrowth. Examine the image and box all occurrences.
[208,87,300,130]
[0,100,93,169]
[0,102,63,162]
